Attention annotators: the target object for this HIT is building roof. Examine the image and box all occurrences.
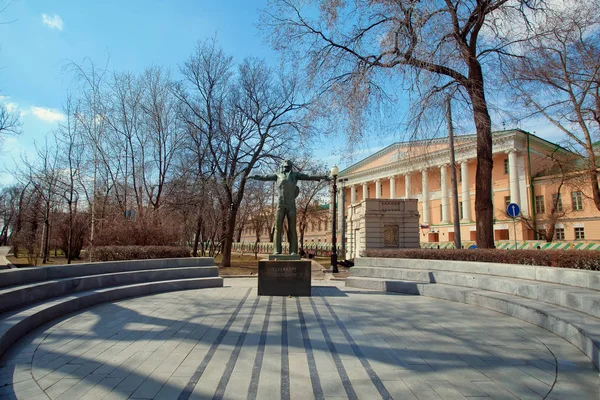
[339,129,580,178]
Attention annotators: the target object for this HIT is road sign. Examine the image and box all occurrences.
[507,203,520,218]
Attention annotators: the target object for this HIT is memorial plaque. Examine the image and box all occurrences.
[258,260,311,296]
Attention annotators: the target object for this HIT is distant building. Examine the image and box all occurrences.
[339,129,600,244]
[238,129,600,250]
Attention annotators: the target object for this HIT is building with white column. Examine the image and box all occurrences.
[238,129,600,249]
[337,129,600,245]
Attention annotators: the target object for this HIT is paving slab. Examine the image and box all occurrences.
[0,278,598,399]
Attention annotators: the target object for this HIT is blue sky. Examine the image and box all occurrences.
[0,0,560,185]
[0,0,290,184]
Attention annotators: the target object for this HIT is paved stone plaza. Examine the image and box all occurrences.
[0,279,598,400]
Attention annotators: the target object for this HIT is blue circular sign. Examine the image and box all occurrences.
[507,203,520,218]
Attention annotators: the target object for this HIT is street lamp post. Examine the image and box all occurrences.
[330,165,339,273]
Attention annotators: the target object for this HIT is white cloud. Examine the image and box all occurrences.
[42,14,64,30]
[30,106,66,122]
[5,102,17,113]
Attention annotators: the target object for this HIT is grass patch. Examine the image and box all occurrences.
[215,253,262,276]
[7,255,87,268]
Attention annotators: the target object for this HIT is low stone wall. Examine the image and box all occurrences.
[348,257,600,371]
[356,257,599,289]
[0,257,215,288]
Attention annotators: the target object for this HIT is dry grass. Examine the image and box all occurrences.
[7,255,87,268]
[215,253,263,276]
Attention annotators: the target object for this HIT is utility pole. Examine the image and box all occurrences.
[447,96,462,249]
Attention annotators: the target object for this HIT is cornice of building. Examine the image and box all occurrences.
[340,129,584,186]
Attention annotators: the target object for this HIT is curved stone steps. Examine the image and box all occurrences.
[346,275,600,370]
[350,266,600,318]
[0,257,216,289]
[0,277,223,359]
[359,257,599,290]
[0,266,220,314]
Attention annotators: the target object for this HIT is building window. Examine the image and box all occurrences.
[318,221,322,231]
[325,220,329,231]
[574,227,585,240]
[459,201,464,220]
[571,191,583,211]
[504,158,509,174]
[555,228,565,240]
[552,193,563,212]
[535,195,545,214]
[311,222,315,231]
[504,196,511,210]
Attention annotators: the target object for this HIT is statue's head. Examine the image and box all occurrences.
[281,160,293,173]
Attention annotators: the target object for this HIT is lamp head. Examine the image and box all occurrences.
[330,164,339,177]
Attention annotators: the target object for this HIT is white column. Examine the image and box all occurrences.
[350,185,357,204]
[405,173,411,198]
[389,176,396,199]
[337,190,344,230]
[375,179,382,199]
[440,164,450,223]
[421,169,430,224]
[461,161,472,221]
[508,149,520,205]
[362,183,368,200]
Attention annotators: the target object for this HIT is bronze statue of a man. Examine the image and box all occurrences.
[250,160,328,255]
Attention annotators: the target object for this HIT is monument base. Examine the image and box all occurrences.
[268,254,301,261]
[258,260,311,296]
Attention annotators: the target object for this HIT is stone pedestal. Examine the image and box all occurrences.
[268,254,301,261]
[346,199,420,259]
[258,260,311,296]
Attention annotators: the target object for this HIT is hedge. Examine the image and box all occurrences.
[93,246,191,261]
[362,249,600,271]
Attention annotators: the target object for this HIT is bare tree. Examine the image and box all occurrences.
[55,96,86,263]
[295,161,329,254]
[68,58,110,261]
[504,1,600,212]
[0,103,20,143]
[518,151,572,242]
[263,0,545,248]
[177,40,309,267]
[139,66,185,212]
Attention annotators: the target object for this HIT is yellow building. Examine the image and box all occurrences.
[338,129,600,247]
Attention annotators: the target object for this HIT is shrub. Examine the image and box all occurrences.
[93,246,191,261]
[362,249,600,271]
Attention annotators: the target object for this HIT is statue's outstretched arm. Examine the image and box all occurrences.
[249,174,277,181]
[296,173,331,181]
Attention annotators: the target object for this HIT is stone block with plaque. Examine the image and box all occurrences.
[258,260,311,296]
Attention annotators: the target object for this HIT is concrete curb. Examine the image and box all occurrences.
[0,266,220,314]
[356,257,600,290]
[350,266,600,318]
[0,277,223,359]
[347,274,600,371]
[0,257,215,288]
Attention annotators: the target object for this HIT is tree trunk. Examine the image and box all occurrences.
[192,214,203,257]
[67,202,73,264]
[588,161,600,212]
[467,66,495,249]
[299,226,305,254]
[42,201,51,263]
[221,207,238,268]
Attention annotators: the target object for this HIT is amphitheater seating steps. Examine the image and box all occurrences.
[346,258,600,371]
[0,258,223,359]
